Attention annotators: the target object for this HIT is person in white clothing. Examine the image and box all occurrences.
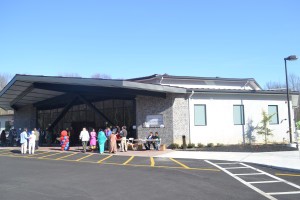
[79,127,90,153]
[28,131,36,154]
[120,126,128,152]
[20,128,29,154]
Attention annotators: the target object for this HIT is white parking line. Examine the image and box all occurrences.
[234,173,264,176]
[223,166,249,169]
[206,160,300,199]
[214,162,239,165]
[268,191,300,195]
[248,180,281,184]
[239,163,300,191]
[206,160,277,200]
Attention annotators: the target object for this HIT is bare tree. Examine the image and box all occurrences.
[265,73,300,91]
[265,81,285,90]
[288,73,300,92]
[58,73,82,78]
[91,73,112,79]
[0,73,12,90]
[266,73,300,123]
[0,73,13,114]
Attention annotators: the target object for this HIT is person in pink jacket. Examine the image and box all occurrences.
[89,128,97,152]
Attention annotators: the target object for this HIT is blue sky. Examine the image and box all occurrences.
[0,0,299,87]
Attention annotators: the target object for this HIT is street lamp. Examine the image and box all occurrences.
[284,55,298,143]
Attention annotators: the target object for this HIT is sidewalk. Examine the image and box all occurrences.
[0,146,171,157]
[157,150,300,172]
[1,146,300,171]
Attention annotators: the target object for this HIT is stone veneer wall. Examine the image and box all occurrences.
[136,93,189,146]
[14,105,37,130]
[172,94,190,144]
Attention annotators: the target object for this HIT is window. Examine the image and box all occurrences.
[194,104,207,126]
[233,105,245,125]
[268,105,279,124]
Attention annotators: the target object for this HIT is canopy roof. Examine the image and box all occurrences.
[0,74,186,110]
[1,74,298,110]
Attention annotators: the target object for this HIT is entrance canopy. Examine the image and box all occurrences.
[0,74,186,110]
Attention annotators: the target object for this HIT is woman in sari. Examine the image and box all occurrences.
[109,132,117,154]
[90,129,97,152]
[97,129,107,154]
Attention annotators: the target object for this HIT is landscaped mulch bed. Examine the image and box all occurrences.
[177,144,298,152]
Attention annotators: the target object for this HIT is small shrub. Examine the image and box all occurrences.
[207,143,214,148]
[197,143,204,148]
[216,143,224,147]
[187,143,195,148]
[169,143,180,149]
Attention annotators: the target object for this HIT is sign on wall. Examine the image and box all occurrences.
[143,114,164,128]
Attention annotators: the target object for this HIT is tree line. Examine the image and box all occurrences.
[265,73,300,122]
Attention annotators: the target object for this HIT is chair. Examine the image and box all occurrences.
[155,138,161,150]
[127,138,136,150]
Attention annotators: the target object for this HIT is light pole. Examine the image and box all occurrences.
[284,55,298,143]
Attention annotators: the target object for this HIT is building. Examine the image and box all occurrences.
[131,74,299,145]
[0,109,13,133]
[0,74,298,146]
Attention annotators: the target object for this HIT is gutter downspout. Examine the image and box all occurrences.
[188,90,194,144]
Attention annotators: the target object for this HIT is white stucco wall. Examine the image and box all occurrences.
[189,93,294,145]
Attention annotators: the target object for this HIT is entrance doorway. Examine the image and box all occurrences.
[70,122,95,146]
[37,99,136,146]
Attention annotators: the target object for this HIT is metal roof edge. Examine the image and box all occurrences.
[13,74,124,88]
[17,75,186,93]
[128,74,262,90]
[187,89,299,95]
[162,75,256,82]
[122,81,186,93]
[129,73,256,82]
[126,74,160,81]
[0,74,187,98]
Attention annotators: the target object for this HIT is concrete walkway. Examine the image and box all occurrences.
[1,146,300,171]
[157,150,300,172]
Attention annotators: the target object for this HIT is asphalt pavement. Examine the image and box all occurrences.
[0,149,300,200]
[158,150,300,172]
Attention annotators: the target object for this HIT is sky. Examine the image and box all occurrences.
[0,0,299,87]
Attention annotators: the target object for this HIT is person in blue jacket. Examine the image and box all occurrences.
[20,128,29,154]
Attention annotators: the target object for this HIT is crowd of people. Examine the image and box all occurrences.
[1,125,161,154]
[18,128,40,154]
[77,126,128,154]
[76,126,161,153]
[0,128,45,148]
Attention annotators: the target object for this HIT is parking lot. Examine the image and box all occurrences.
[0,149,300,200]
